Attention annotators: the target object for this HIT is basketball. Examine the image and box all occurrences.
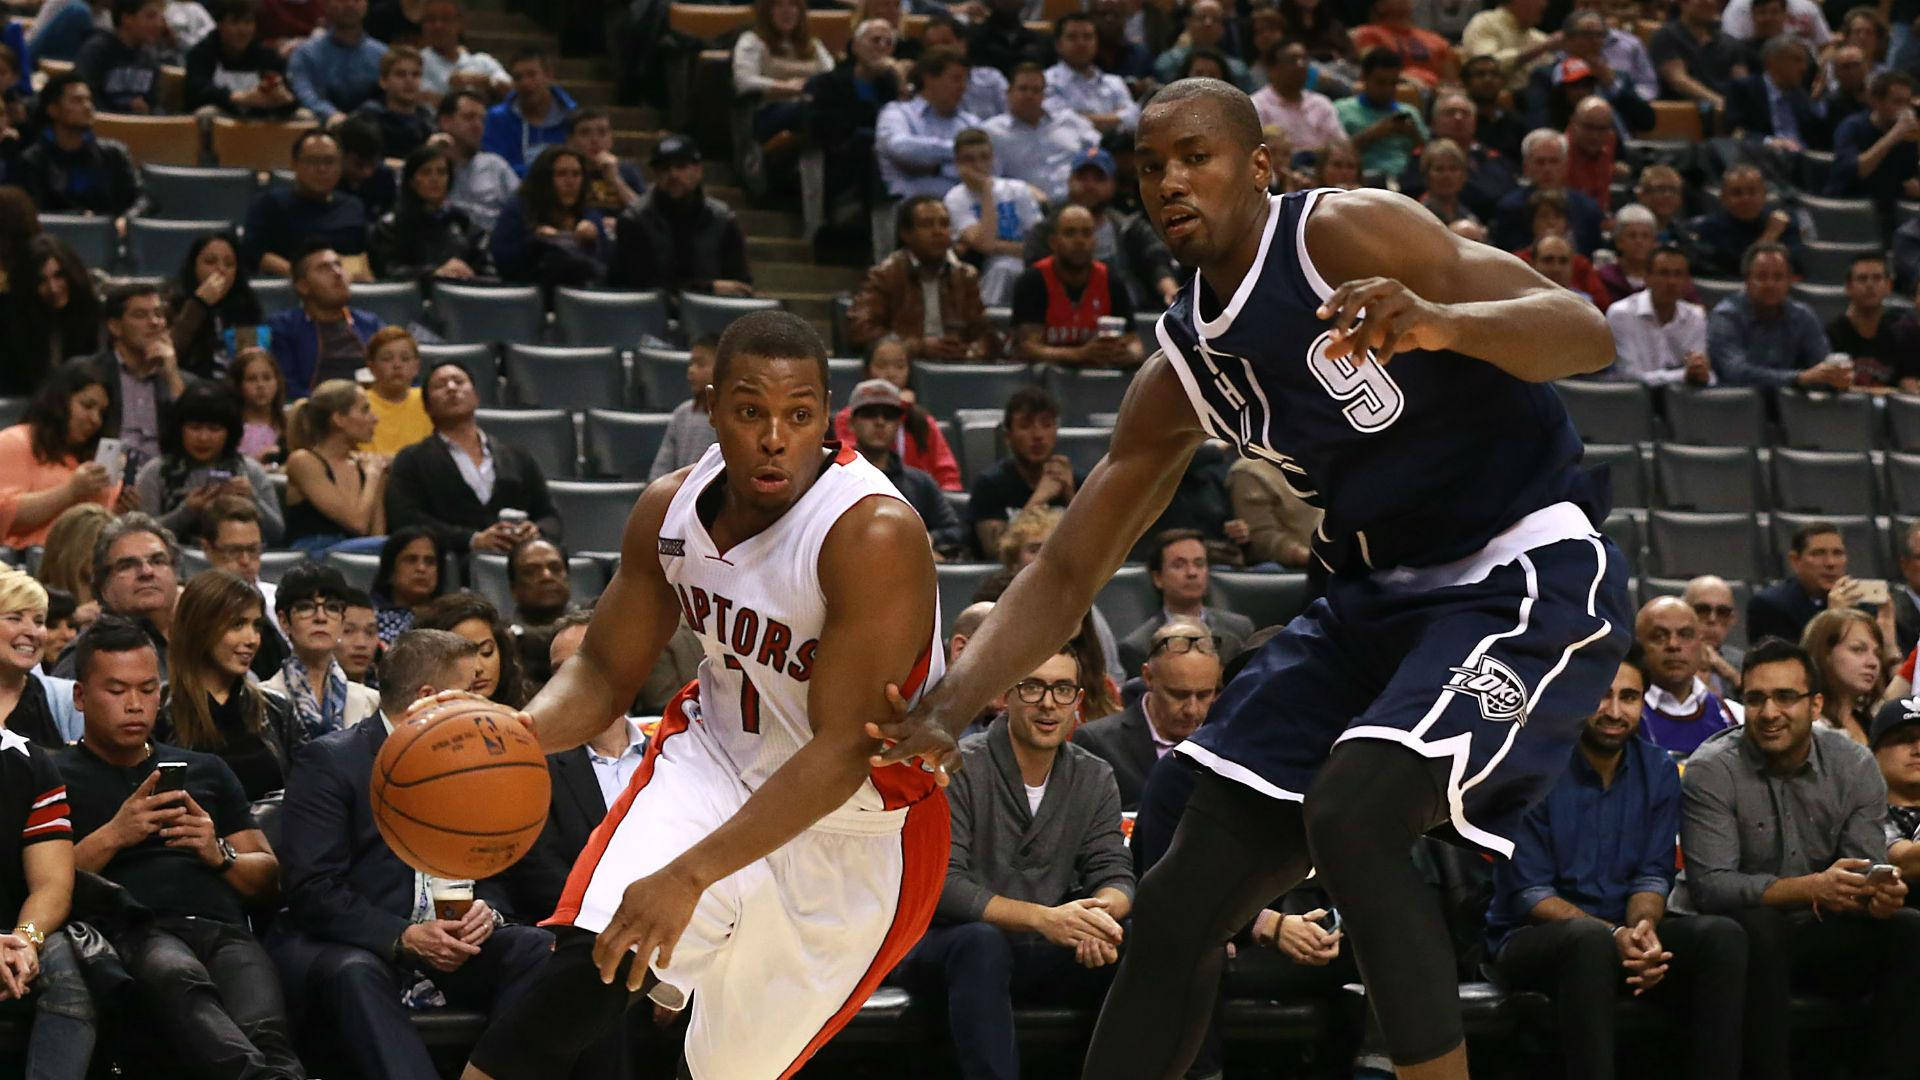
[371,697,551,880]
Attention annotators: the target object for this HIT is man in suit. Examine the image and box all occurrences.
[1118,528,1255,673]
[1892,521,1920,658]
[1724,35,1829,152]
[385,361,562,556]
[1747,521,1847,644]
[88,281,188,466]
[268,629,599,1080]
[1074,619,1223,810]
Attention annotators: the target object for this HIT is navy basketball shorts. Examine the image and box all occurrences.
[1179,531,1632,857]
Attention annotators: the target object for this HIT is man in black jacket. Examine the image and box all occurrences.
[1724,36,1828,152]
[1073,619,1222,810]
[385,362,561,555]
[804,18,903,208]
[73,0,165,114]
[1747,521,1846,644]
[609,134,753,297]
[14,73,142,222]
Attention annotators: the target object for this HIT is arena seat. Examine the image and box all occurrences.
[678,293,783,344]
[325,551,382,592]
[1690,276,1743,310]
[935,563,1000,636]
[583,409,675,479]
[418,343,501,406]
[130,218,208,278]
[258,551,307,584]
[547,481,646,555]
[553,287,671,348]
[1209,572,1312,631]
[210,116,317,171]
[1887,395,1920,452]
[1769,512,1887,578]
[1648,100,1703,140]
[434,282,545,345]
[0,398,27,429]
[503,344,628,411]
[1790,282,1847,327]
[956,418,1002,484]
[828,356,864,405]
[138,165,255,227]
[916,363,1040,424]
[943,488,970,520]
[1799,239,1881,284]
[39,214,116,271]
[1647,511,1764,580]
[635,346,692,410]
[1583,443,1646,509]
[1663,387,1765,447]
[1042,367,1131,426]
[1653,443,1764,512]
[94,113,202,166]
[1053,427,1112,474]
[350,280,426,329]
[475,408,577,479]
[253,277,297,315]
[1770,448,1878,515]
[1797,194,1880,244]
[1776,391,1879,451]
[1096,565,1158,638]
[1886,452,1920,515]
[1554,380,1656,445]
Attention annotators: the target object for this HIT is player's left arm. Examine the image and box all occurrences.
[591,497,938,987]
[1306,188,1615,381]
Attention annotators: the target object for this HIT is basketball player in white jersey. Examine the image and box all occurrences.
[453,311,948,1080]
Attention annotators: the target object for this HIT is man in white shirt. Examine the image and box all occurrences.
[432,88,520,231]
[1606,244,1712,386]
[945,128,1045,306]
[1044,12,1138,133]
[982,61,1101,203]
[877,45,982,199]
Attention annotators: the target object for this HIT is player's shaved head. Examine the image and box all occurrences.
[1141,77,1263,151]
[713,309,831,398]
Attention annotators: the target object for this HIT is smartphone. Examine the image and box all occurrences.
[1316,908,1342,934]
[93,436,123,475]
[1857,579,1892,606]
[1867,863,1899,887]
[202,469,234,487]
[154,761,188,794]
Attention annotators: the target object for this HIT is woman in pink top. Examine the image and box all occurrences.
[0,361,122,547]
[829,334,963,491]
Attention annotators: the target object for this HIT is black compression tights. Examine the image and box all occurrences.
[1080,740,1462,1079]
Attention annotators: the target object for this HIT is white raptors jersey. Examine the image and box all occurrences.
[657,442,946,816]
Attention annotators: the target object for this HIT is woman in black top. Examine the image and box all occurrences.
[18,235,100,377]
[156,570,303,800]
[370,143,492,286]
[170,232,267,378]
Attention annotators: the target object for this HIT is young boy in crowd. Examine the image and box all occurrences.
[356,45,436,157]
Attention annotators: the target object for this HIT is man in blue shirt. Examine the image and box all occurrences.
[1826,70,1920,205]
[1709,240,1846,389]
[480,47,575,176]
[287,0,386,122]
[1485,644,1747,1080]
[241,129,371,277]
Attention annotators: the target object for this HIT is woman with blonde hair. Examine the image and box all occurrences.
[0,567,82,747]
[283,379,388,554]
[1802,605,1896,745]
[35,502,113,628]
[155,570,301,800]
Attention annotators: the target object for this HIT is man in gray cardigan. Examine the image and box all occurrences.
[898,645,1134,1080]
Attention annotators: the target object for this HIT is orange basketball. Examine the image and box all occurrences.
[371,698,551,880]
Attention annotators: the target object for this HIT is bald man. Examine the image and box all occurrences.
[1684,575,1745,696]
[1074,619,1224,810]
[1635,596,1743,754]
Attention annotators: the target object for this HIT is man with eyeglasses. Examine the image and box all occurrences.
[1676,637,1920,1080]
[898,643,1134,1080]
[52,514,180,680]
[1075,619,1222,810]
[1636,597,1742,755]
[201,496,292,680]
[262,564,379,741]
[1683,574,1744,697]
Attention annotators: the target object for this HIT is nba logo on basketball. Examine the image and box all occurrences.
[1445,657,1529,724]
[476,716,507,755]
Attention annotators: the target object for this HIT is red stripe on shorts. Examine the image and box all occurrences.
[545,680,698,928]
[776,787,951,1079]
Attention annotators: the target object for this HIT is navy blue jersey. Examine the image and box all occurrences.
[1154,189,1599,576]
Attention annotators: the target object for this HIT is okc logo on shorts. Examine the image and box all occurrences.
[1445,656,1529,725]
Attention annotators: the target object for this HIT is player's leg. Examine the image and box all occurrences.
[463,927,642,1080]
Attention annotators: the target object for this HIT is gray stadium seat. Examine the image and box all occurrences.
[0,398,27,429]
[583,410,674,479]
[915,363,1039,424]
[1654,443,1764,512]
[1602,509,1643,576]
[1790,283,1847,327]
[1054,427,1113,474]
[553,288,670,347]
[1664,387,1765,447]
[828,357,864,406]
[351,280,425,329]
[326,551,381,592]
[1584,443,1646,508]
[1798,194,1880,244]
[253,277,297,315]
[435,282,544,345]
[1097,565,1158,638]
[1209,572,1312,631]
[504,344,627,411]
[943,488,970,521]
[418,343,500,406]
[957,419,1002,486]
[128,218,228,276]
[1647,511,1764,580]
[1776,391,1879,451]
[1769,512,1887,578]
[1691,277,1742,311]
[139,165,255,226]
[547,481,646,555]
[178,548,209,579]
[1043,367,1132,426]
[1886,452,1920,515]
[935,563,1000,637]
[469,553,613,615]
[1799,240,1881,284]
[475,408,576,479]
[39,214,115,270]
[636,346,692,410]
[258,551,307,584]
[1888,395,1920,452]
[1555,381,1656,444]
[1770,448,1877,515]
[678,294,782,344]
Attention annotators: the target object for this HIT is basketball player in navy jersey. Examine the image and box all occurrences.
[871,79,1634,1079]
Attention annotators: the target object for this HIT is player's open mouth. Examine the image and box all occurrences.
[1162,207,1200,236]
[751,468,789,494]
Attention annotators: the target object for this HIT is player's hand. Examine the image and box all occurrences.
[1615,920,1670,994]
[1276,910,1342,966]
[406,689,537,737]
[1315,278,1456,363]
[458,899,497,946]
[402,920,482,972]
[595,864,705,990]
[866,683,962,785]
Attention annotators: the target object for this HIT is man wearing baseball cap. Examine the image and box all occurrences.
[845,379,967,559]
[610,133,754,296]
[1873,696,1920,906]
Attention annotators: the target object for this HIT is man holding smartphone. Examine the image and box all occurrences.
[1677,637,1920,1080]
[56,616,300,1079]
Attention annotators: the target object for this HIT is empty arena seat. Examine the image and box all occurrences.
[936,563,1001,637]
[1043,367,1132,426]
[1790,283,1847,327]
[1776,391,1879,451]
[351,280,426,329]
[1769,512,1887,578]
[1209,572,1312,631]
[139,165,255,227]
[1647,511,1764,581]
[1770,449,1877,515]
[636,346,693,410]
[1602,509,1643,575]
[583,410,675,479]
[95,113,201,166]
[1887,395,1920,452]
[828,357,864,405]
[434,282,544,345]
[1663,387,1765,447]
[1690,277,1743,310]
[1555,381,1656,444]
[547,481,646,555]
[915,363,1039,424]
[1096,565,1158,638]
[553,288,671,347]
[1797,194,1880,244]
[210,116,318,170]
[1886,452,1920,515]
[678,293,782,344]
[1053,427,1112,474]
[39,215,116,270]
[418,343,500,406]
[1584,443,1646,509]
[475,408,576,479]
[503,345,627,411]
[1799,240,1882,285]
[1654,443,1764,512]
[325,551,381,592]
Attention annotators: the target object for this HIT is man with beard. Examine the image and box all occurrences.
[1636,596,1743,755]
[1485,644,1747,1080]
[609,135,753,297]
[1020,147,1179,306]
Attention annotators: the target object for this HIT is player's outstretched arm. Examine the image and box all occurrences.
[871,357,1208,775]
[523,473,692,754]
[1306,188,1615,382]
